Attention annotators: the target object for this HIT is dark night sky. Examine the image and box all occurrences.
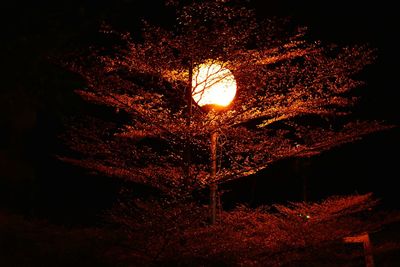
[1,1,398,222]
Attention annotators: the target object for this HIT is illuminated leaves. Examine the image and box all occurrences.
[60,0,389,195]
[110,193,393,265]
[55,3,398,263]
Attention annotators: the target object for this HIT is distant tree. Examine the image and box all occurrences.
[60,0,389,221]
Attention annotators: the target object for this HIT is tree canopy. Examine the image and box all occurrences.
[60,0,389,197]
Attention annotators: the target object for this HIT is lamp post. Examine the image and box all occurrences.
[191,62,237,224]
[210,130,218,224]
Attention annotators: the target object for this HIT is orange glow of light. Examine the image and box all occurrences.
[192,62,237,107]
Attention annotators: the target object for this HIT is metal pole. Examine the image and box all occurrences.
[187,60,193,124]
[210,131,218,224]
[184,60,193,182]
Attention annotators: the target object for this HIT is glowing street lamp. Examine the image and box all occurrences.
[192,62,237,108]
[192,62,237,224]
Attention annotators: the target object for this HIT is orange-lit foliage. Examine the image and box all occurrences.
[60,0,389,197]
[110,193,398,265]
[57,1,399,263]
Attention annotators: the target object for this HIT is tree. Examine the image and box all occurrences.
[60,0,389,221]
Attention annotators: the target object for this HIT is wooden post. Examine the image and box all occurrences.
[210,131,218,224]
[343,233,374,267]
